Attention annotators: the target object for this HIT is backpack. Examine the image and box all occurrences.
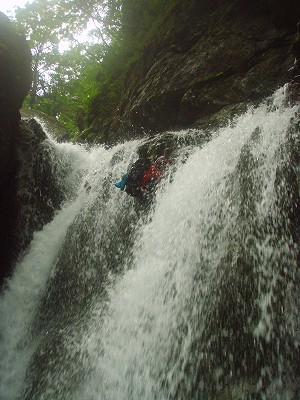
[125,158,151,197]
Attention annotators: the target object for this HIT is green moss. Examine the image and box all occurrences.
[202,71,224,82]
[84,0,182,142]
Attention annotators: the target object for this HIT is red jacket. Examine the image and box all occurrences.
[140,165,162,188]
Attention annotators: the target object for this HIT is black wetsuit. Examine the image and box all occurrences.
[125,158,151,198]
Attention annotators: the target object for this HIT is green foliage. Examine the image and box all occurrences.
[14,0,180,142]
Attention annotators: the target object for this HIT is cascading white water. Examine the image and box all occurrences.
[0,136,143,400]
[0,87,299,400]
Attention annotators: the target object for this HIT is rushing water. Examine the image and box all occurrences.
[0,87,299,400]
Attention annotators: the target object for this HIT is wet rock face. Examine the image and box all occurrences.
[0,12,32,283]
[0,12,31,192]
[13,119,66,261]
[93,0,300,142]
[0,13,32,120]
[1,119,67,284]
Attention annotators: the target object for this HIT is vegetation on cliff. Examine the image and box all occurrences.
[9,0,300,144]
[13,0,178,141]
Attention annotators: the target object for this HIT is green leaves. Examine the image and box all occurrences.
[15,0,179,142]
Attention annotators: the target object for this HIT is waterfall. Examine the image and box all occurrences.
[0,87,299,400]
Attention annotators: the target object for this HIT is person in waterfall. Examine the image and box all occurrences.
[114,156,170,199]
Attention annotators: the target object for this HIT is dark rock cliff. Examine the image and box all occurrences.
[0,12,32,173]
[0,12,32,282]
[90,0,300,143]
